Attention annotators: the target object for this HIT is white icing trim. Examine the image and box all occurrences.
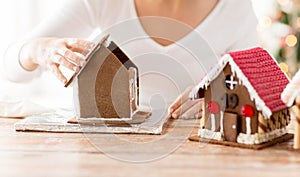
[199,128,287,145]
[211,114,216,131]
[220,111,224,134]
[227,55,272,118]
[190,53,278,119]
[246,117,251,135]
[191,55,228,99]
[237,128,287,145]
[198,129,223,141]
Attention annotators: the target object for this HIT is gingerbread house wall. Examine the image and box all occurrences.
[74,45,131,118]
[203,64,258,134]
[258,109,290,134]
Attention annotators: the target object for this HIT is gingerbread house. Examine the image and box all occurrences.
[189,47,291,145]
[281,70,300,149]
[66,35,150,124]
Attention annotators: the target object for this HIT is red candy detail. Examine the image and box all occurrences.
[241,104,254,117]
[208,101,219,114]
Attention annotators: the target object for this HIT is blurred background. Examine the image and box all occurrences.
[1,0,300,76]
[252,0,300,77]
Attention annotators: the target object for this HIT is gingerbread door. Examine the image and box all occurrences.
[223,112,238,142]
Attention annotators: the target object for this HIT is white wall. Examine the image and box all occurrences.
[0,0,68,56]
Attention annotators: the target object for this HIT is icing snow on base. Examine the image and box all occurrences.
[198,129,223,141]
[237,128,287,145]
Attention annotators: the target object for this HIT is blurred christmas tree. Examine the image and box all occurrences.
[256,0,300,76]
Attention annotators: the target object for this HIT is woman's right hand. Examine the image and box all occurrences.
[19,37,94,84]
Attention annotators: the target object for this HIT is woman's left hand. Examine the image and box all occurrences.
[168,86,203,119]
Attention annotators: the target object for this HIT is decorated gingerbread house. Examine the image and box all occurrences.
[189,47,292,146]
[281,70,300,149]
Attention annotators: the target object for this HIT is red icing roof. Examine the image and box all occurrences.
[228,47,289,113]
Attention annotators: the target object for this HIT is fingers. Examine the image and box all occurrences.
[168,85,204,119]
[57,48,86,67]
[168,87,193,114]
[51,38,92,84]
[53,54,79,72]
[28,37,93,84]
[171,99,199,119]
[48,64,67,84]
[180,101,202,119]
[168,94,188,115]
[65,38,94,56]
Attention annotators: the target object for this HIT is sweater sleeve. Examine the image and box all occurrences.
[1,41,42,82]
[1,0,101,83]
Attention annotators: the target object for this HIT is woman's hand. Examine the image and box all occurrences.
[19,37,94,84]
[168,86,203,119]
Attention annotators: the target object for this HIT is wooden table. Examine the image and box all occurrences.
[0,118,299,177]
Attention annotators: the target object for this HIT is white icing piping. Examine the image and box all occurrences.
[199,128,287,145]
[227,55,272,118]
[237,128,287,145]
[220,111,224,134]
[190,56,227,99]
[246,117,251,135]
[211,114,216,131]
[198,129,223,141]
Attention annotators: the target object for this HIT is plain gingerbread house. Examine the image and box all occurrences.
[66,35,150,124]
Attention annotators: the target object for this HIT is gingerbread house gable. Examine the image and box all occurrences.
[190,47,290,119]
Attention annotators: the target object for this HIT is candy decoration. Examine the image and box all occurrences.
[241,104,254,135]
[208,101,219,114]
[208,101,219,131]
[241,104,254,117]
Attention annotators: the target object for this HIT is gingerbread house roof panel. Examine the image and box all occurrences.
[228,47,289,113]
